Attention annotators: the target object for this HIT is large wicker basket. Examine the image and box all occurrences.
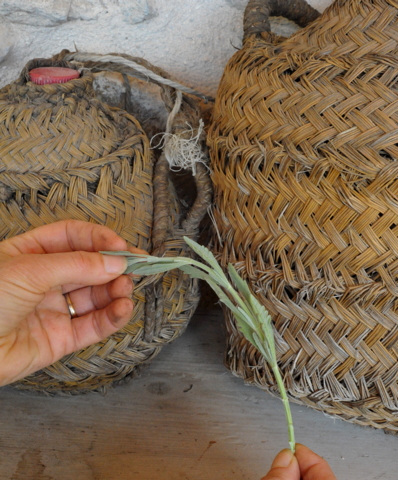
[208,0,398,433]
[0,50,212,394]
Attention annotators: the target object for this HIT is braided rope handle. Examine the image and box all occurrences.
[243,0,320,43]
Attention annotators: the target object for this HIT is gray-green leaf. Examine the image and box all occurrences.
[125,262,179,275]
[227,263,253,303]
[183,236,225,277]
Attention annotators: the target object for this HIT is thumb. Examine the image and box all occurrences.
[0,251,127,320]
[261,449,300,480]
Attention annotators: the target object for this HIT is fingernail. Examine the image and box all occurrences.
[102,254,127,274]
[272,449,294,469]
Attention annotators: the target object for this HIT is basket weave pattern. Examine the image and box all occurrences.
[0,52,211,394]
[208,0,398,431]
[0,65,152,247]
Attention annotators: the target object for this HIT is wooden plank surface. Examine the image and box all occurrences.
[0,307,397,480]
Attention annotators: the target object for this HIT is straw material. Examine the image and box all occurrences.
[208,0,398,432]
[1,51,212,394]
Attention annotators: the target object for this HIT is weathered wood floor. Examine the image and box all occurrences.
[1,307,397,479]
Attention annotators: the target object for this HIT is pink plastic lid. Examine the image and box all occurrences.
[29,67,80,85]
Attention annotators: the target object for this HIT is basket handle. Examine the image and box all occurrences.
[145,87,212,340]
[151,153,212,254]
[180,161,212,234]
[243,0,320,44]
[144,143,211,342]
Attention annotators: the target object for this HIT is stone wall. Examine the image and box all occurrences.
[0,0,332,95]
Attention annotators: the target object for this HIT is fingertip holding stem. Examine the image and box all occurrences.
[261,448,300,480]
[260,448,299,480]
[102,254,128,274]
[271,449,294,469]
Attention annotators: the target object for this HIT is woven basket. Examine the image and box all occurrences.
[208,0,398,433]
[1,50,212,394]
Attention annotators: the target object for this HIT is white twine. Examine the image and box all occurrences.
[151,89,210,176]
[152,119,209,176]
[65,52,214,103]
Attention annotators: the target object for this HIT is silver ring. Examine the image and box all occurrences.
[64,292,77,318]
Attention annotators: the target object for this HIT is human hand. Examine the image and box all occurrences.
[0,220,142,387]
[261,444,337,480]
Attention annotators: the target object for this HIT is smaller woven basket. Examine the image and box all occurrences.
[1,50,212,394]
[209,0,398,434]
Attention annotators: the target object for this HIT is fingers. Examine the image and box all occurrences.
[0,251,128,335]
[260,449,300,480]
[295,444,337,480]
[261,446,336,480]
[0,220,128,256]
[0,295,135,384]
[70,297,134,351]
[66,276,134,317]
[7,251,127,291]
